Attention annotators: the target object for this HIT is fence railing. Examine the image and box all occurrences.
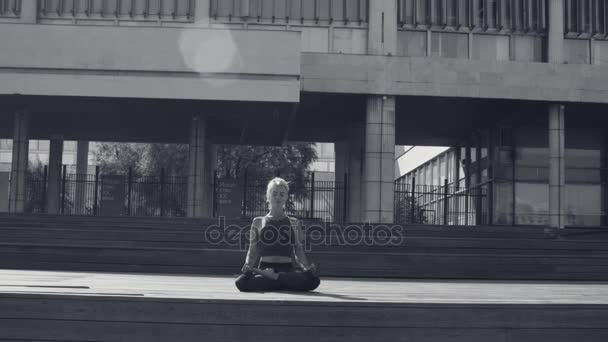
[214,171,347,222]
[394,178,489,225]
[0,0,20,16]
[397,0,547,34]
[25,166,188,217]
[38,0,194,21]
[210,0,368,25]
[24,167,489,225]
[565,0,608,37]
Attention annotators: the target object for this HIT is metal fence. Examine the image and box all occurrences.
[0,0,20,16]
[565,0,608,36]
[38,0,194,20]
[394,178,489,225]
[24,167,489,225]
[215,171,347,222]
[210,0,368,24]
[25,166,188,217]
[397,0,547,34]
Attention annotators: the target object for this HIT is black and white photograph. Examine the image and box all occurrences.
[1,0,608,341]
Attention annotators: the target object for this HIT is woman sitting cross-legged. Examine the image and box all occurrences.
[235,177,320,292]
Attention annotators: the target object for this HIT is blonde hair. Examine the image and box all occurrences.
[266,177,289,207]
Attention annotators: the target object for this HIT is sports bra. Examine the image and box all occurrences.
[255,216,296,258]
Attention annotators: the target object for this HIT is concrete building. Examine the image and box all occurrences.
[1,0,608,226]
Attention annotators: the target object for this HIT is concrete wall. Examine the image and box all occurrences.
[301,53,608,104]
[0,23,301,102]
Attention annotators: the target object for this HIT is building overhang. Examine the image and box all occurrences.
[302,53,608,104]
[0,24,301,103]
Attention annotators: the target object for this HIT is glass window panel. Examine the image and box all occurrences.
[565,168,601,183]
[493,181,513,224]
[38,140,49,150]
[565,184,602,226]
[515,182,549,225]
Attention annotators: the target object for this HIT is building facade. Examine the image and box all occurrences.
[1,0,608,227]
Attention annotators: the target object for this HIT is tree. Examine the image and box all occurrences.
[92,142,318,217]
[92,142,317,180]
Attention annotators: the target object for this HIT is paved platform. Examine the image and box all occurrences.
[1,269,608,304]
[1,269,608,341]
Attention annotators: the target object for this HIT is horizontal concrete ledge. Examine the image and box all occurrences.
[0,70,300,102]
[301,53,608,104]
[0,24,301,102]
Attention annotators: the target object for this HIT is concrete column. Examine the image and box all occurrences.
[75,141,89,214]
[549,104,566,228]
[348,123,365,223]
[362,96,396,223]
[367,0,398,55]
[334,141,349,222]
[187,115,207,218]
[202,142,217,217]
[8,110,29,213]
[548,0,564,64]
[46,135,64,214]
[194,0,211,27]
[20,0,38,24]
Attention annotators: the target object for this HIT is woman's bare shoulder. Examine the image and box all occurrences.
[251,217,264,229]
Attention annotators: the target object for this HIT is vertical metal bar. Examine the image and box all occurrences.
[397,0,402,24]
[310,172,315,219]
[343,172,348,222]
[144,0,149,17]
[242,169,248,217]
[160,168,165,217]
[286,0,291,20]
[212,170,218,217]
[443,178,449,225]
[483,0,489,28]
[410,176,416,223]
[565,0,572,32]
[464,141,471,226]
[93,165,99,215]
[577,0,582,33]
[61,165,67,215]
[41,165,48,213]
[127,167,132,216]
[314,0,318,22]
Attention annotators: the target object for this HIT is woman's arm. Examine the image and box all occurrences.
[291,218,314,270]
[241,217,261,273]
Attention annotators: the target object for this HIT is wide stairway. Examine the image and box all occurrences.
[1,213,608,280]
[1,214,608,341]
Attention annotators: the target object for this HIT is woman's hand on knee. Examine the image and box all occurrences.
[302,263,319,277]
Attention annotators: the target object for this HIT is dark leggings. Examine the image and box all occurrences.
[235,262,321,292]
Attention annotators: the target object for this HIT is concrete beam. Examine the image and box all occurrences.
[301,53,608,104]
[0,25,300,102]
